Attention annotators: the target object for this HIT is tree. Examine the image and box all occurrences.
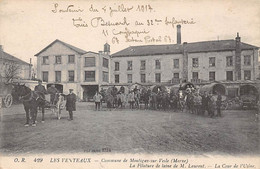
[2,61,20,83]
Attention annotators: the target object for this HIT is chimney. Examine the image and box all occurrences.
[29,58,32,79]
[182,42,188,81]
[235,32,241,80]
[236,32,241,42]
[177,25,181,44]
[104,43,110,55]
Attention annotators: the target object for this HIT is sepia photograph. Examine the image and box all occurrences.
[0,0,259,169]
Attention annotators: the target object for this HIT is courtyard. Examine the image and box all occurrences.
[0,102,259,155]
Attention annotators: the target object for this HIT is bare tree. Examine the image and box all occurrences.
[3,61,20,83]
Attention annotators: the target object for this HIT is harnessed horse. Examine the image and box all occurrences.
[13,84,47,126]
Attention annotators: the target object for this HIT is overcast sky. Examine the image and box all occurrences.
[0,0,259,68]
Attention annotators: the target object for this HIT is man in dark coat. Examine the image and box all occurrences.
[34,80,47,122]
[216,93,222,117]
[66,89,76,120]
[201,91,208,116]
[208,93,215,117]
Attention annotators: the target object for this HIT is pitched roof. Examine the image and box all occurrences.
[0,51,30,65]
[112,40,259,57]
[35,39,87,56]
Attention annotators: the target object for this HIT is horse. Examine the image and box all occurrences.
[150,92,157,110]
[161,92,170,111]
[156,91,163,110]
[169,92,178,110]
[13,84,47,126]
[106,93,114,110]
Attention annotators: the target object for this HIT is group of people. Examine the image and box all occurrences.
[30,81,260,125]
[185,89,222,117]
[100,86,143,111]
[33,80,76,122]
[98,85,223,118]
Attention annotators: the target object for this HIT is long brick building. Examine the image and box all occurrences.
[110,26,259,85]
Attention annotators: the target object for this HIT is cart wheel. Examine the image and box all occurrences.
[4,94,13,108]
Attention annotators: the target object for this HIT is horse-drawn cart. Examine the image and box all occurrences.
[0,82,13,108]
[239,84,259,109]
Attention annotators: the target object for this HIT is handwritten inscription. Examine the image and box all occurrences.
[51,3,196,45]
[165,17,195,28]
[52,3,84,13]
[91,17,130,27]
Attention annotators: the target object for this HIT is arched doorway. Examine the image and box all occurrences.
[199,83,226,95]
[47,83,63,93]
[212,83,226,95]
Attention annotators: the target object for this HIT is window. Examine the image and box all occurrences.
[173,73,179,79]
[192,72,199,79]
[173,59,179,69]
[141,74,146,83]
[226,71,233,81]
[127,61,132,70]
[140,60,146,70]
[55,55,62,64]
[68,71,74,82]
[103,58,109,68]
[226,56,233,67]
[85,71,95,82]
[155,60,161,69]
[103,71,109,82]
[115,62,119,71]
[127,74,132,83]
[244,70,251,80]
[42,56,49,65]
[209,72,215,81]
[85,57,95,67]
[68,55,75,63]
[115,74,119,83]
[209,57,215,67]
[55,71,61,82]
[42,71,48,82]
[155,73,161,83]
[244,55,251,66]
[192,58,199,68]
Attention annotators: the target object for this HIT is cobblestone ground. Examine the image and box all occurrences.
[0,102,259,155]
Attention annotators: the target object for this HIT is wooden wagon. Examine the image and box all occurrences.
[239,84,259,109]
[0,81,13,108]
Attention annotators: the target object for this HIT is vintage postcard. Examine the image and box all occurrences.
[0,0,259,169]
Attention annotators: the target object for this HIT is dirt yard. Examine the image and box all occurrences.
[0,102,259,155]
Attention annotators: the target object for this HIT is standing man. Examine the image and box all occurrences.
[93,91,103,111]
[47,84,58,104]
[201,91,208,116]
[128,90,135,110]
[208,93,215,118]
[99,87,106,106]
[216,93,222,117]
[66,89,76,120]
[34,80,47,122]
[194,92,202,114]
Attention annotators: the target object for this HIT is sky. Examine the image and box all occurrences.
[0,0,260,68]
